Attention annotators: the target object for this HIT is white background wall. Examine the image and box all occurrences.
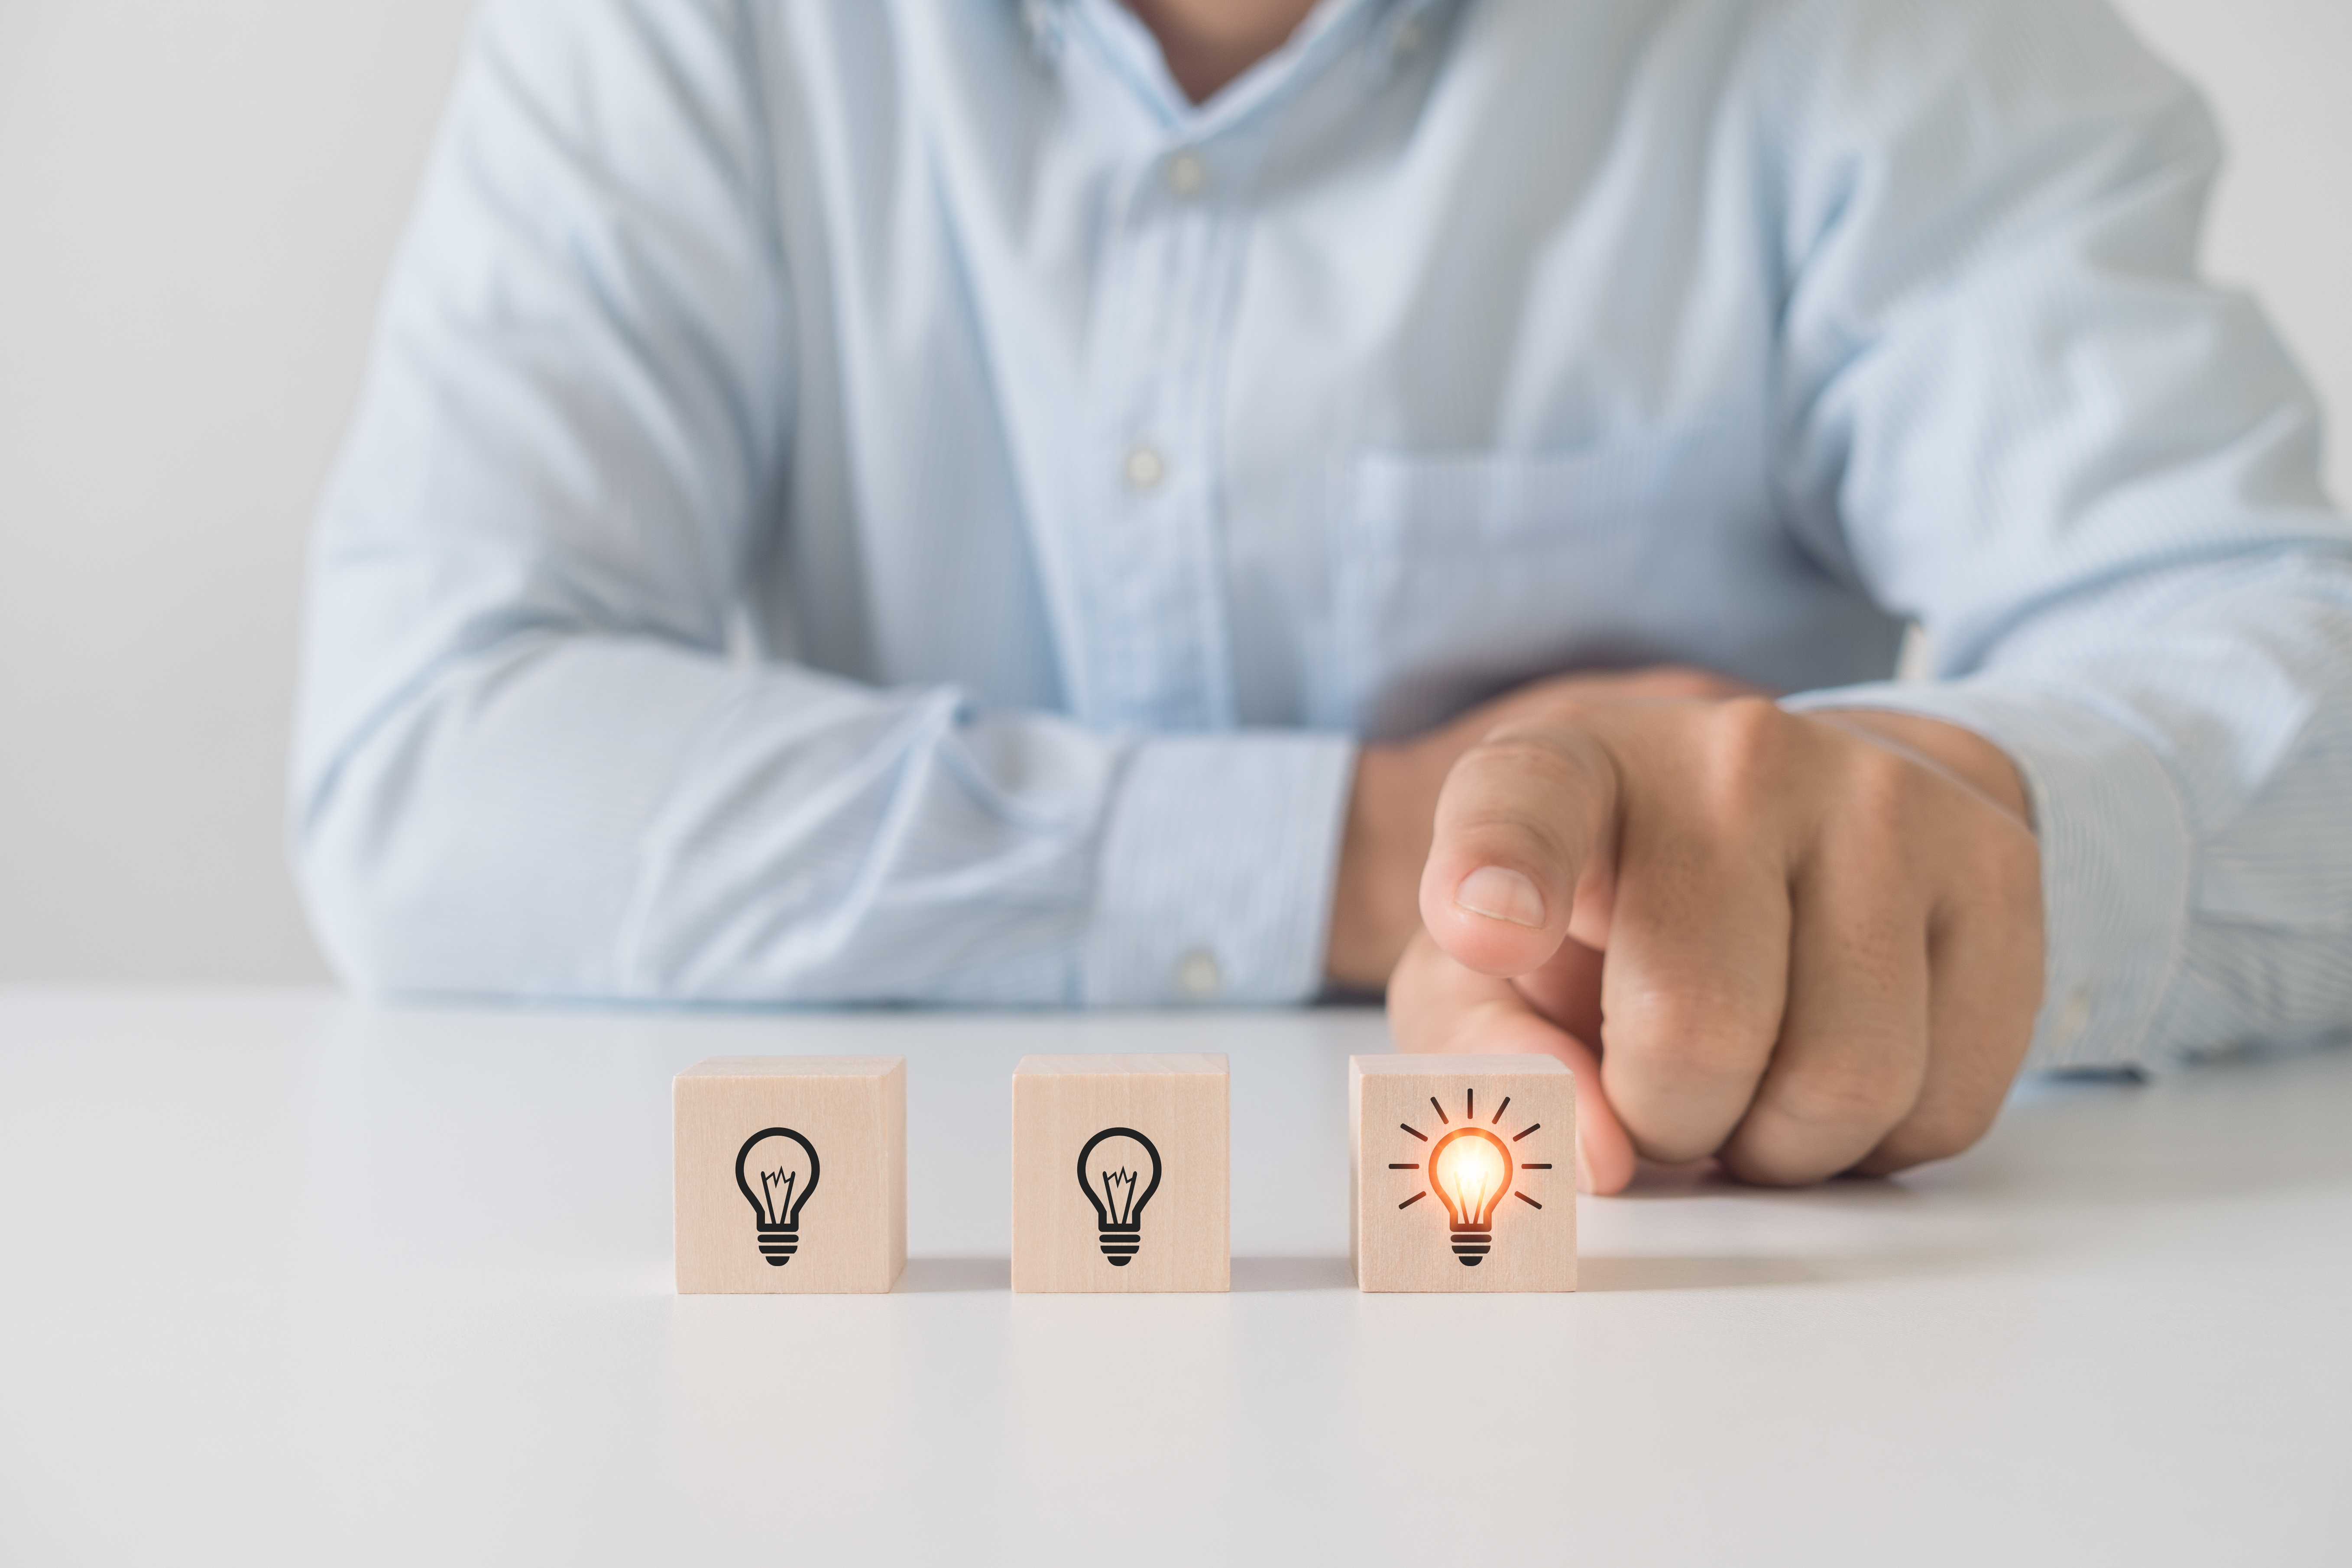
[2,0,2347,985]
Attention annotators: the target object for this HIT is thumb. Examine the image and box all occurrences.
[1418,723,1619,980]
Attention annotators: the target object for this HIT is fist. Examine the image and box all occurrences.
[1387,694,2044,1193]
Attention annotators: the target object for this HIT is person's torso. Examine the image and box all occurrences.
[751,0,1902,737]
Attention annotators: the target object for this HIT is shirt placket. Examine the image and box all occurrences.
[1073,129,1261,733]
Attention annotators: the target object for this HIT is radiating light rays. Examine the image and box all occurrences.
[1393,1088,1549,1266]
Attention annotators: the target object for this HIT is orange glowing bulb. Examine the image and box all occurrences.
[1428,1125,1513,1267]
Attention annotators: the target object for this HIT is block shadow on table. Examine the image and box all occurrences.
[893,1257,1362,1292]
[891,1254,1955,1293]
[1232,1256,1355,1292]
[894,1257,1014,1293]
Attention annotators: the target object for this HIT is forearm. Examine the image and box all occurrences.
[297,632,1352,1005]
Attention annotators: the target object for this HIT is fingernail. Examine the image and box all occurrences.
[1455,865,1545,927]
[1574,1133,1594,1195]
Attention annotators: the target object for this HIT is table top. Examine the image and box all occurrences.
[2,989,2346,1566]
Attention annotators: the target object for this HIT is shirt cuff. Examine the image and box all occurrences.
[1783,680,2194,1072]
[1084,731,1357,1006]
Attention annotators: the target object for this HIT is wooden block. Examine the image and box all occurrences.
[674,1056,906,1294]
[1351,1054,1577,1293]
[1011,1054,1229,1293]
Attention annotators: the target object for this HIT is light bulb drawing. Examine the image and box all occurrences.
[1076,1126,1162,1267]
[1393,1087,1554,1267]
[1428,1126,1511,1263]
[735,1127,820,1267]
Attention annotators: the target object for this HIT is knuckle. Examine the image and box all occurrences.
[1444,812,1574,875]
[1980,820,2043,898]
[1874,1101,2000,1170]
[1447,734,1607,839]
[1718,1142,1837,1189]
[1606,997,1767,1092]
[1767,1060,1914,1136]
[1840,740,1921,822]
[1465,729,1584,779]
[1943,820,2046,975]
[1643,664,1747,701]
[1698,697,1798,808]
[1625,1036,1737,1094]
[1630,1127,1724,1167]
[1711,694,1789,760]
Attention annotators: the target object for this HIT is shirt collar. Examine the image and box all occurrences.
[1024,0,1454,130]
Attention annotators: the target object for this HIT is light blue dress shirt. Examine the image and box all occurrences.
[297,0,2352,1070]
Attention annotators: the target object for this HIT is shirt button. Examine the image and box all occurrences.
[1164,151,1208,199]
[1393,18,1423,57]
[2051,988,2093,1050]
[1176,949,1222,1000]
[1123,444,1167,490]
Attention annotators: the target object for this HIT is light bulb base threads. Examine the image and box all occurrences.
[756,1223,799,1267]
[1097,1225,1142,1267]
[1450,1224,1492,1267]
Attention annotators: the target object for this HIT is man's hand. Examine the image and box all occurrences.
[1326,667,1762,989]
[1368,685,2044,1194]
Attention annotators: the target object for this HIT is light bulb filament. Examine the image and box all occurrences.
[1429,1126,1512,1230]
[1452,1168,1490,1218]
[1095,1166,1141,1226]
[758,1167,797,1225]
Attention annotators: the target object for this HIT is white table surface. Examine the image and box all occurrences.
[1,989,2346,1565]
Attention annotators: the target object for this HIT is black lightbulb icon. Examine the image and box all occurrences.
[1077,1127,1162,1266]
[735,1127,820,1266]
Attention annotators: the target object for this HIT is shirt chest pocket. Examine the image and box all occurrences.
[1320,414,1768,739]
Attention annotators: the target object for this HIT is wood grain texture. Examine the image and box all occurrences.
[674,1056,906,1295]
[1011,1053,1229,1293]
[1351,1055,1576,1293]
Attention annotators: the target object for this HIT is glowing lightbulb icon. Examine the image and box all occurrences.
[1428,1126,1513,1266]
[1076,1127,1162,1267]
[1396,1088,1554,1267]
[735,1127,820,1267]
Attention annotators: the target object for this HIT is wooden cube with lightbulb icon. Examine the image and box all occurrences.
[1012,1053,1230,1293]
[674,1056,907,1294]
[1351,1055,1577,1293]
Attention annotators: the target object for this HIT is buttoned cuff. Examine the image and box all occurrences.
[1084,732,1357,1005]
[1784,681,2194,1072]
